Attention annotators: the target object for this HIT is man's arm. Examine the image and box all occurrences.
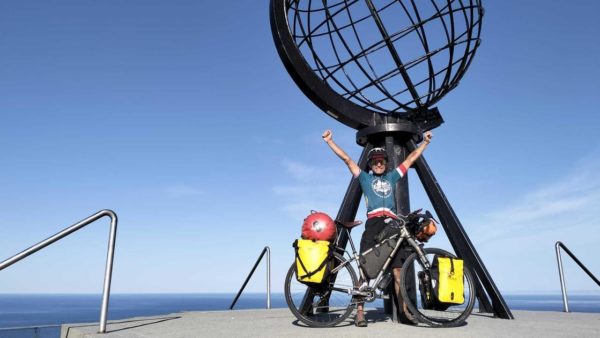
[322,130,361,178]
[400,131,433,171]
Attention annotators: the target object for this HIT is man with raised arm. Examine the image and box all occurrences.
[322,129,433,327]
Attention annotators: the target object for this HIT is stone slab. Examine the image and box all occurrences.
[61,308,600,338]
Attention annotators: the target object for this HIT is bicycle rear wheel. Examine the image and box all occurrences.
[400,248,476,327]
[284,252,357,327]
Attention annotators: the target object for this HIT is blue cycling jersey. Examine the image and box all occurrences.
[358,164,407,219]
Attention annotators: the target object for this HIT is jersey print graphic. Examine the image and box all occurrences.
[371,177,392,198]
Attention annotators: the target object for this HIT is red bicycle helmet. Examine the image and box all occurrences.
[301,211,336,241]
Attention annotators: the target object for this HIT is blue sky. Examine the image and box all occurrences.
[1,0,599,296]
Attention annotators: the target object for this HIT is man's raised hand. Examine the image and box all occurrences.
[423,131,433,144]
[322,130,332,143]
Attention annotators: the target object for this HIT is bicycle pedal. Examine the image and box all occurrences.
[381,294,390,300]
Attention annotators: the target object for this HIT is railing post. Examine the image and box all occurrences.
[555,241,600,313]
[555,242,569,312]
[0,210,118,334]
[99,210,118,333]
[266,246,271,309]
[230,246,271,310]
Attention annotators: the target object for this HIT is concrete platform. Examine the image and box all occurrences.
[61,308,600,338]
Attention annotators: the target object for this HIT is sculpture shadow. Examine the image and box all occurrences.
[64,316,181,337]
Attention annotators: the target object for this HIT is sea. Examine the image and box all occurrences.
[0,293,599,338]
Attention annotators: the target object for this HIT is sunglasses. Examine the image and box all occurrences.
[370,159,387,166]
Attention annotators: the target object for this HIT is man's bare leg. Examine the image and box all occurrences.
[355,280,367,327]
[393,267,417,324]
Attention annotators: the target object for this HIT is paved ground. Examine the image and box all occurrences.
[61,308,600,338]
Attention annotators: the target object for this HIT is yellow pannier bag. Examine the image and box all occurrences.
[293,239,333,284]
[433,256,464,305]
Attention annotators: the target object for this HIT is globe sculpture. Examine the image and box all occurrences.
[271,0,483,130]
[271,0,512,320]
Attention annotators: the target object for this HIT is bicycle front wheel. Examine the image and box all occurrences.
[284,252,358,327]
[400,248,476,327]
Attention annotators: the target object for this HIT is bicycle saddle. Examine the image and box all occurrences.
[336,220,363,229]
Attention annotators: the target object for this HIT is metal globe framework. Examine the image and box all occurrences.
[271,0,484,129]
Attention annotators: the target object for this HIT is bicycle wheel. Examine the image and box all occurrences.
[400,248,476,327]
[284,252,358,327]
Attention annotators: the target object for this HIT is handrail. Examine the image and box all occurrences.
[0,209,118,333]
[0,324,62,332]
[555,241,600,312]
[230,246,271,310]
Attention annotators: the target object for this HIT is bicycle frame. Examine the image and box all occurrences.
[332,223,430,299]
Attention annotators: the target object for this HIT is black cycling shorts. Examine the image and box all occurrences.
[360,216,410,269]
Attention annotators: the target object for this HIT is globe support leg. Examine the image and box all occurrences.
[298,288,316,316]
[407,140,513,319]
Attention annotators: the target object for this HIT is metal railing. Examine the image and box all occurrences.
[230,246,271,310]
[0,324,62,337]
[555,241,600,312]
[0,209,118,333]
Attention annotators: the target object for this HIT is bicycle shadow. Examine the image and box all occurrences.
[289,307,388,328]
[291,318,354,328]
[289,307,473,328]
[367,307,472,328]
[364,307,392,324]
